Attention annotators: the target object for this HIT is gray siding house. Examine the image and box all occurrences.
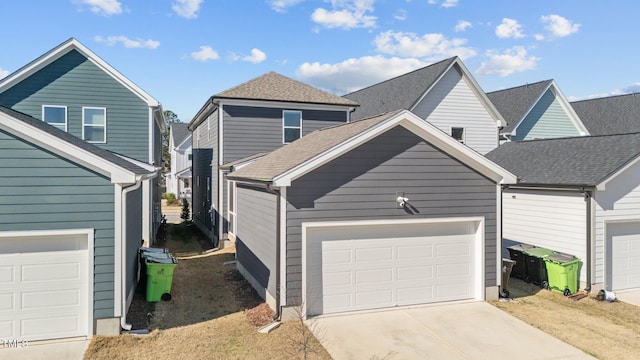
[188,72,358,246]
[0,106,156,341]
[0,38,165,244]
[343,57,505,155]
[227,110,516,318]
[486,79,588,142]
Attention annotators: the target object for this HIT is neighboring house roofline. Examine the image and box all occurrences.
[174,132,192,151]
[0,106,154,184]
[188,97,216,131]
[228,110,517,186]
[219,152,269,171]
[0,38,166,132]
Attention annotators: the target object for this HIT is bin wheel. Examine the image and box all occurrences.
[563,289,571,297]
[541,281,549,290]
[161,293,172,301]
[524,275,531,283]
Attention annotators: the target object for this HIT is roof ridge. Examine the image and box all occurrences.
[312,110,401,133]
[570,92,640,104]
[509,131,640,144]
[486,79,553,95]
[343,57,457,96]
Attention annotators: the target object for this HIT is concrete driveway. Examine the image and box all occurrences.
[615,288,640,306]
[309,301,593,360]
[0,339,89,360]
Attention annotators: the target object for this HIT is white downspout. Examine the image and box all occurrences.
[120,179,144,331]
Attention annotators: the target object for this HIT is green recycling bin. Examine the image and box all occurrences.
[523,247,555,287]
[146,256,178,302]
[544,253,581,296]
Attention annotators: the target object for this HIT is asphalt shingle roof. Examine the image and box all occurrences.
[215,71,358,107]
[170,123,190,145]
[485,133,640,186]
[227,110,403,182]
[486,80,553,134]
[0,106,152,175]
[571,93,640,135]
[343,57,457,121]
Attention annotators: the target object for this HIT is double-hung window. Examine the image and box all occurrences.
[283,110,302,144]
[83,107,106,143]
[42,105,67,131]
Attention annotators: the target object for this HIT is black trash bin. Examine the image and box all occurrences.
[523,247,555,287]
[507,243,534,280]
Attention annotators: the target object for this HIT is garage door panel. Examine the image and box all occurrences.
[397,286,433,304]
[323,271,352,286]
[323,248,352,265]
[397,245,433,259]
[610,222,640,290]
[21,314,82,338]
[397,265,433,281]
[22,263,81,283]
[0,266,14,283]
[436,282,472,299]
[356,268,393,283]
[0,320,15,338]
[355,246,393,262]
[355,289,393,308]
[22,288,82,309]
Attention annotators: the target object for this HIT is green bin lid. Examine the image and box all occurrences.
[523,247,555,257]
[545,253,577,264]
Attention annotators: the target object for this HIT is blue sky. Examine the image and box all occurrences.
[1,0,638,122]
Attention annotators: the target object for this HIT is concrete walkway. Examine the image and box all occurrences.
[0,339,89,360]
[309,301,593,360]
[615,288,640,306]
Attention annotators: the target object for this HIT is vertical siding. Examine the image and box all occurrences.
[0,50,151,162]
[235,185,278,301]
[191,110,217,240]
[513,89,581,141]
[125,186,142,300]
[594,161,640,284]
[502,189,587,281]
[0,129,115,319]
[284,126,497,304]
[412,67,499,154]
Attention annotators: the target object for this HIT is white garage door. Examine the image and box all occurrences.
[609,222,640,290]
[0,231,91,341]
[305,219,482,316]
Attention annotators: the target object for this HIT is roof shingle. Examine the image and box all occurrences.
[571,93,640,135]
[170,123,190,145]
[486,80,553,134]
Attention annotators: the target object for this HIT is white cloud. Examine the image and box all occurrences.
[243,48,267,64]
[568,83,640,101]
[94,35,160,49]
[394,9,407,21]
[476,46,539,77]
[268,0,304,12]
[75,0,122,16]
[0,67,9,80]
[534,33,545,41]
[495,18,524,39]
[190,46,220,62]
[374,30,476,60]
[296,55,429,94]
[172,0,203,19]
[540,14,580,38]
[427,0,459,8]
[311,0,377,30]
[455,20,472,32]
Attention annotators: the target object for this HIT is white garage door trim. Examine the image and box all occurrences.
[605,220,640,291]
[302,217,484,318]
[0,229,94,341]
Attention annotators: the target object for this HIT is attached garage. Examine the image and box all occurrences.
[607,222,640,291]
[0,230,93,341]
[304,219,483,316]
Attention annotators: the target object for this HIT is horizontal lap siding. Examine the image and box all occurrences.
[125,187,142,300]
[412,67,498,155]
[0,50,150,162]
[0,129,115,318]
[235,185,278,299]
[514,89,581,141]
[284,126,497,304]
[192,111,217,238]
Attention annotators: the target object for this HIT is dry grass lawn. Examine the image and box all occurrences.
[84,223,330,360]
[491,278,640,359]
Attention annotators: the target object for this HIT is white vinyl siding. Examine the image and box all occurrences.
[412,68,498,154]
[513,88,582,141]
[42,105,67,131]
[502,189,587,281]
[82,107,106,143]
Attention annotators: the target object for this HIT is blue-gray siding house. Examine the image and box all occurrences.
[0,38,166,245]
[188,72,358,247]
[227,110,516,319]
[0,106,156,341]
[486,79,589,142]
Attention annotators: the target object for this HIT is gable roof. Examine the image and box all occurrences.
[170,123,190,147]
[0,38,166,132]
[486,80,553,134]
[486,133,640,188]
[228,110,516,186]
[343,57,505,127]
[571,93,640,136]
[0,105,154,183]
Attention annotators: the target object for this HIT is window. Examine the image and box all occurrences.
[42,105,67,131]
[188,153,192,161]
[228,181,237,235]
[283,110,302,144]
[83,107,106,143]
[451,127,465,143]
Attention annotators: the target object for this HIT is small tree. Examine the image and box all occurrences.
[180,198,191,223]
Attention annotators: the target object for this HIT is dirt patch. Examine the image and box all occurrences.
[85,224,330,360]
[492,278,640,359]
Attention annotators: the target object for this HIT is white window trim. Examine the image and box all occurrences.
[451,126,465,144]
[283,110,302,144]
[227,180,237,236]
[82,106,107,143]
[42,105,68,131]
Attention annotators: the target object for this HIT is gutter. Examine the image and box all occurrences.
[120,179,143,331]
[265,184,282,322]
[584,189,593,292]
